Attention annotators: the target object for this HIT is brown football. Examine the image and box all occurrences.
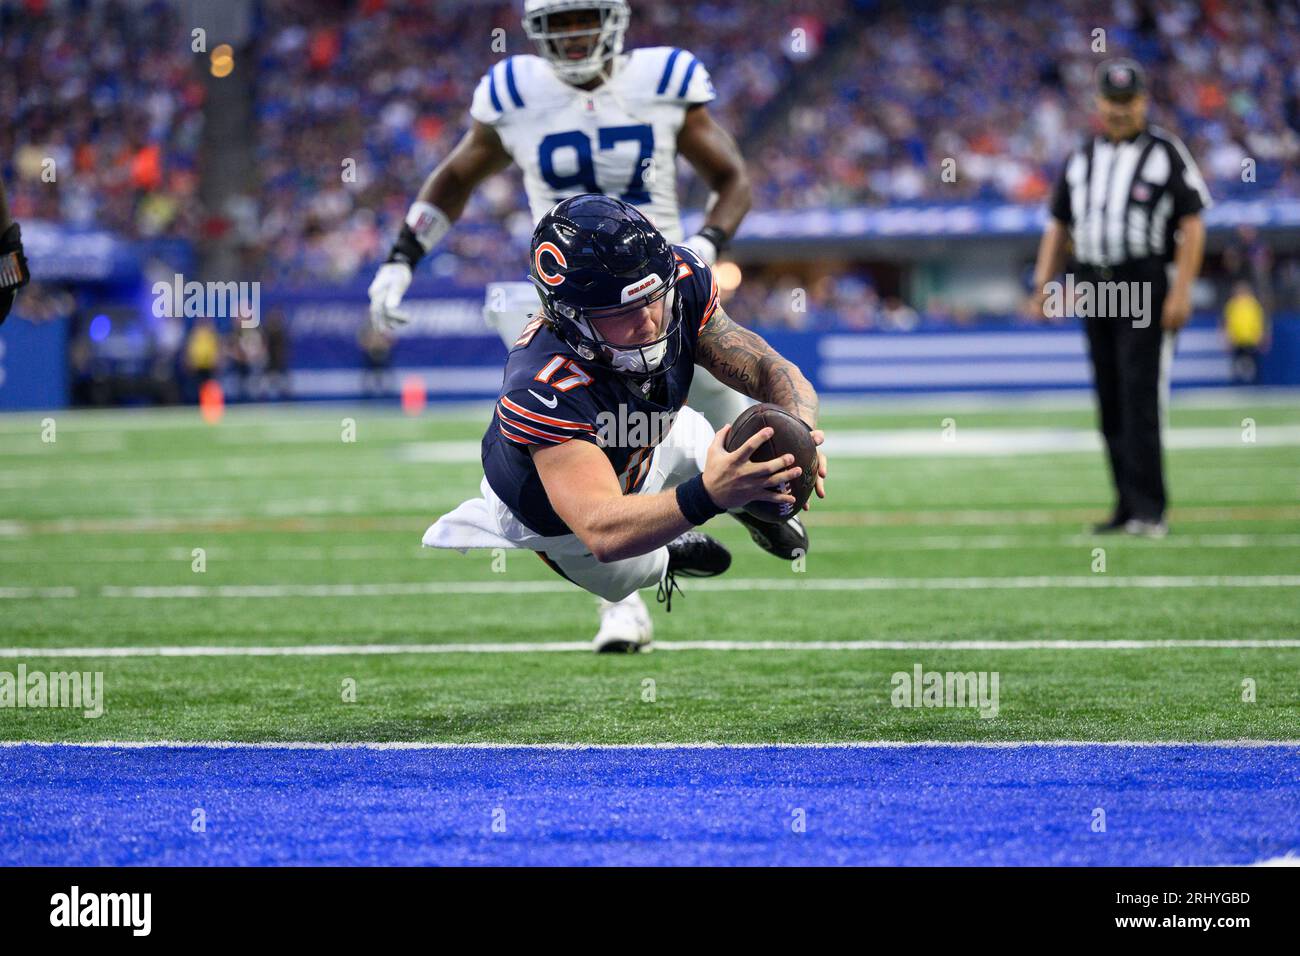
[722,403,818,521]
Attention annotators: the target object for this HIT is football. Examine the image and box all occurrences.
[723,403,819,521]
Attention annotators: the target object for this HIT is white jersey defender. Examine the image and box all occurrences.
[470,47,716,241]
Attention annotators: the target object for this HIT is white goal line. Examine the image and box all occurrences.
[0,740,1295,751]
[2,574,1299,601]
[0,638,1297,658]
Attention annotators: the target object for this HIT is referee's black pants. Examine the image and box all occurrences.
[1078,260,1169,523]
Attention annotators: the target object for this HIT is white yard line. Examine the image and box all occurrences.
[95,575,1300,597]
[396,426,1300,464]
[7,504,1300,536]
[1,575,1296,601]
[0,740,1294,750]
[4,533,1300,563]
[2,575,1298,601]
[1,638,1296,658]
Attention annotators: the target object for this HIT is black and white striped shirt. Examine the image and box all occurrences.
[1050,125,1212,267]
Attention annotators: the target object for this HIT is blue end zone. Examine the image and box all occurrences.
[2,745,1296,865]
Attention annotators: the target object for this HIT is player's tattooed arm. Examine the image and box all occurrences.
[696,306,819,428]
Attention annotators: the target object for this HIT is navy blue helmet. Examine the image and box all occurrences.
[528,194,683,380]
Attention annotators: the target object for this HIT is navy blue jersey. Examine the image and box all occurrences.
[482,245,719,537]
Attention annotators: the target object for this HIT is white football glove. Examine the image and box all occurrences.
[681,231,719,266]
[368,261,413,331]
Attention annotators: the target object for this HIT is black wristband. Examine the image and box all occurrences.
[675,474,725,526]
[697,225,729,254]
[386,224,426,268]
[0,221,22,254]
[0,222,29,294]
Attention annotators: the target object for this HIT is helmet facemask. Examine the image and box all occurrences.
[540,276,683,382]
[522,1,630,85]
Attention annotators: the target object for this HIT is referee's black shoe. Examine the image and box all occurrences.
[1091,513,1130,534]
[732,511,809,560]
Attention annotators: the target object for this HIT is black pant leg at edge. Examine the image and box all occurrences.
[1083,304,1130,521]
[1114,267,1169,521]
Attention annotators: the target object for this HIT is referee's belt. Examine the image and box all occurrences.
[1075,258,1164,280]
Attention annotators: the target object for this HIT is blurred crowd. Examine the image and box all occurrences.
[762,0,1300,208]
[2,0,1299,293]
[0,0,204,240]
[251,0,852,285]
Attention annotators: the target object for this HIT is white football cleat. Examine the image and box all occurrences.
[593,592,653,654]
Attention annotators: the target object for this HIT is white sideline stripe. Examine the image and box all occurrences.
[0,740,1294,751]
[1,638,1296,658]
[2,575,1297,600]
[0,587,78,599]
[2,575,1297,601]
[80,575,1300,599]
[398,424,1300,463]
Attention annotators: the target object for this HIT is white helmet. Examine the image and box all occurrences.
[522,0,630,85]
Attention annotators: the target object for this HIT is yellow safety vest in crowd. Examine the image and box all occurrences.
[1224,294,1265,347]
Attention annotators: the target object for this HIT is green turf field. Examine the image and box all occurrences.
[1,393,1297,743]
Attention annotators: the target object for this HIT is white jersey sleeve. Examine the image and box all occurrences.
[469,56,531,128]
[646,47,716,105]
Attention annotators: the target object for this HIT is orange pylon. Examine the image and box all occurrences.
[401,375,426,416]
[199,380,224,424]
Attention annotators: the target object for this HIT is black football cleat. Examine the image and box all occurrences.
[666,531,732,577]
[731,510,809,561]
[657,532,731,612]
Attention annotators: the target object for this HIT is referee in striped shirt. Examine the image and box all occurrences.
[1029,58,1210,537]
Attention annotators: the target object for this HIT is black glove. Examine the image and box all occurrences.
[0,222,31,325]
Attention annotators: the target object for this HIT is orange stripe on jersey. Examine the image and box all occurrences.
[499,396,593,431]
[697,270,720,331]
[514,317,544,347]
[699,295,719,332]
[497,409,573,443]
[498,422,537,445]
[631,454,652,492]
[620,446,654,493]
